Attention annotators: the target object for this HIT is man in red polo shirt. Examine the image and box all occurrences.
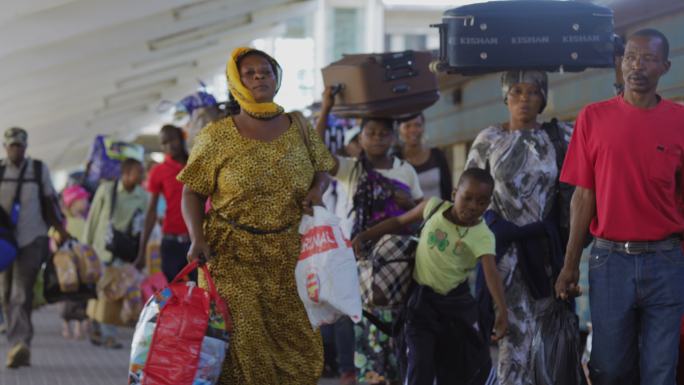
[136,125,194,281]
[556,29,684,385]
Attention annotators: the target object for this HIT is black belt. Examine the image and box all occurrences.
[594,237,681,255]
[216,213,292,235]
[163,234,191,243]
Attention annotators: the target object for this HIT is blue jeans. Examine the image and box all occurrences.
[321,316,355,373]
[588,244,684,385]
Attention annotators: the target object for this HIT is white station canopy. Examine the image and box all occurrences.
[0,0,315,171]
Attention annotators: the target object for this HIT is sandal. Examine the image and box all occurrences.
[103,337,123,349]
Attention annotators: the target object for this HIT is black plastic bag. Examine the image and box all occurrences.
[531,299,583,385]
[43,252,96,304]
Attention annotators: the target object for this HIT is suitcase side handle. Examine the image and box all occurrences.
[386,67,417,81]
[392,84,411,94]
[441,15,474,26]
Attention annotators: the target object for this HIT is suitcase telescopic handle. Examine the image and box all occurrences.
[441,15,474,26]
[430,23,448,65]
[612,34,625,56]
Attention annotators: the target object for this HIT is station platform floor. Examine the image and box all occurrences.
[0,305,338,385]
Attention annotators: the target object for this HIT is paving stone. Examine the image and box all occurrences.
[0,305,339,385]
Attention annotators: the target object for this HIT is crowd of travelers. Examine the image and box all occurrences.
[0,27,683,385]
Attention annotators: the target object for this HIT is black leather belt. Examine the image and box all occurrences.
[594,237,681,255]
[215,213,292,235]
[162,234,191,243]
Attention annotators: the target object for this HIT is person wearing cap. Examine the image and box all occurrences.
[556,29,684,385]
[0,127,69,368]
[465,71,573,384]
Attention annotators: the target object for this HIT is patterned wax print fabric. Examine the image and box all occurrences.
[177,115,335,385]
[466,123,572,385]
[355,308,401,384]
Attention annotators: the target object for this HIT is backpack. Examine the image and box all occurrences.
[0,159,49,270]
[0,159,60,223]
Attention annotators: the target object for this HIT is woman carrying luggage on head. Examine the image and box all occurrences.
[178,47,335,385]
[465,71,574,385]
[317,87,424,385]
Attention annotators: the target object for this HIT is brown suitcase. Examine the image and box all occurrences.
[322,50,439,119]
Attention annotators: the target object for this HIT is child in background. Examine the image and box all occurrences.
[83,158,148,349]
[353,168,508,385]
[59,185,91,339]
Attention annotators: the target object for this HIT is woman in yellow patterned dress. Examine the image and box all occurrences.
[178,47,335,385]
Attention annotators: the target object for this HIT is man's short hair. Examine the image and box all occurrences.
[458,168,495,192]
[160,124,185,141]
[120,158,142,174]
[629,28,670,60]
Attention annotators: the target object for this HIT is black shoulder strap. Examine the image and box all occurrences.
[0,161,6,184]
[33,160,47,219]
[417,200,446,234]
[33,160,44,198]
[109,180,118,220]
[541,118,566,171]
[362,309,394,336]
[13,162,29,205]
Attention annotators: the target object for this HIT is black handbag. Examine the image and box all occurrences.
[104,180,140,263]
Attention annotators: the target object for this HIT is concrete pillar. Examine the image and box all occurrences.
[313,0,328,96]
[451,142,468,182]
[364,0,385,52]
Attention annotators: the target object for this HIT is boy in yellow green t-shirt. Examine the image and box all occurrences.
[353,168,507,385]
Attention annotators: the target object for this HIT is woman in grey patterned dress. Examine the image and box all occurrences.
[466,71,573,385]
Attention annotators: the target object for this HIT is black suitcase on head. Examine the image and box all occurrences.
[431,1,621,75]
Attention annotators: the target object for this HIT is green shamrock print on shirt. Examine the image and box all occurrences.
[428,229,449,251]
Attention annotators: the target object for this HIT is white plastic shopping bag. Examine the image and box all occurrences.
[297,206,362,328]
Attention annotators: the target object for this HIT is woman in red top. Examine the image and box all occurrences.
[136,125,194,281]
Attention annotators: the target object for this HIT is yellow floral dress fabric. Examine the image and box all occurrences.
[177,115,334,385]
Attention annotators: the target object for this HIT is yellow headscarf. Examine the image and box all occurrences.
[226,47,284,120]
